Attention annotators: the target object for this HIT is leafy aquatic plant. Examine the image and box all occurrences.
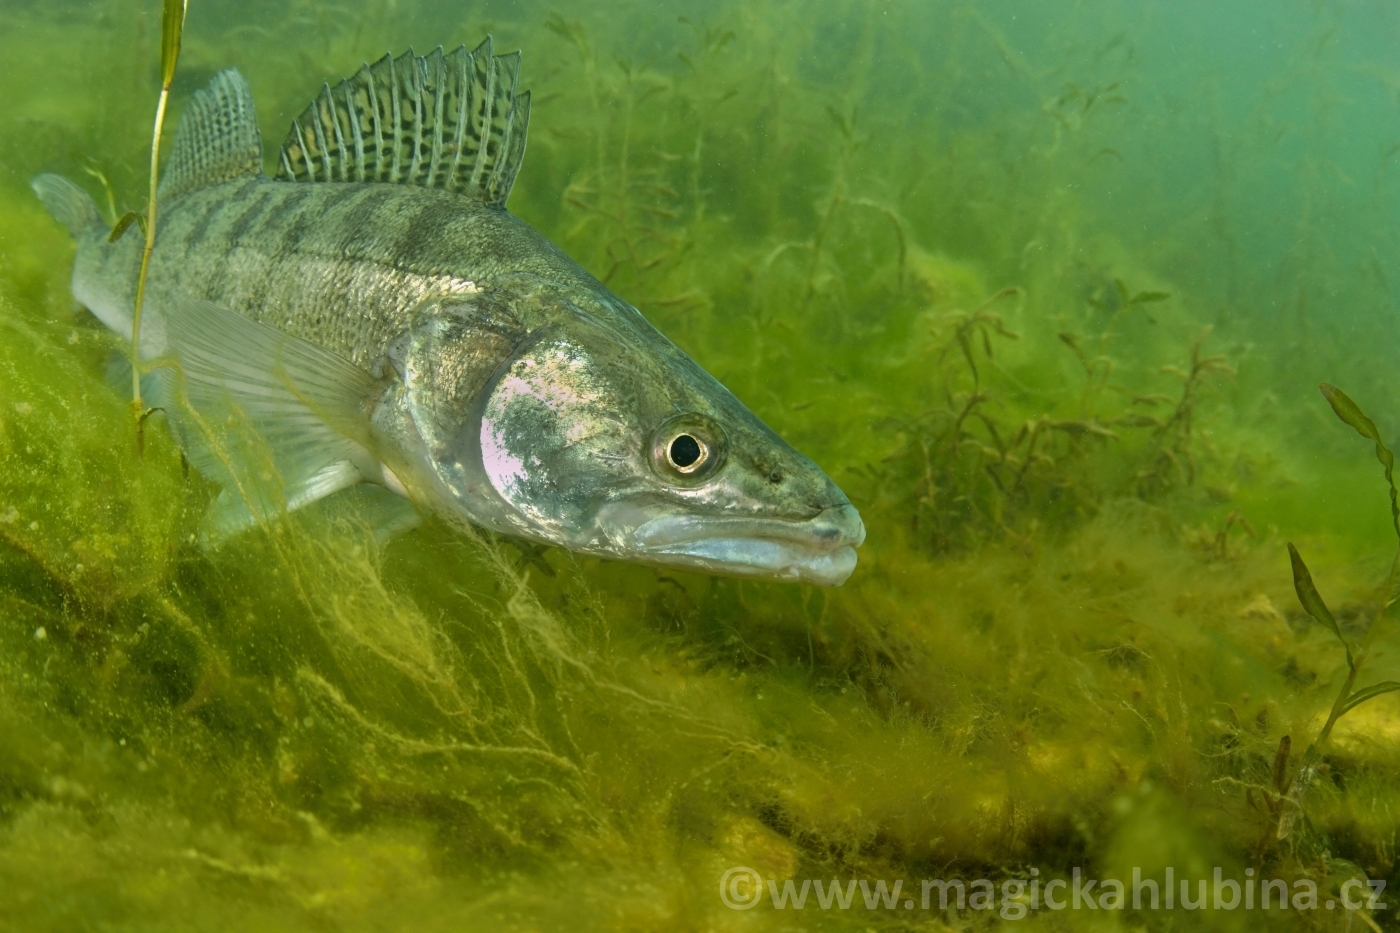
[1268,384,1400,846]
[880,282,1237,556]
[1130,326,1238,496]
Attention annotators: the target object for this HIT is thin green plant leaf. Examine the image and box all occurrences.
[1129,291,1171,305]
[82,165,119,224]
[1287,542,1354,670]
[108,210,146,244]
[1319,383,1400,542]
[161,0,189,87]
[1338,681,1400,717]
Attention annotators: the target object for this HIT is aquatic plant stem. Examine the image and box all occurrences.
[129,89,168,411]
[130,0,189,448]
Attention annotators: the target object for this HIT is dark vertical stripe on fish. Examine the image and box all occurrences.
[274,185,320,254]
[393,198,457,270]
[181,196,225,260]
[337,185,401,254]
[225,187,278,246]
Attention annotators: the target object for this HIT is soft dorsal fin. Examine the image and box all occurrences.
[159,69,264,199]
[274,37,530,206]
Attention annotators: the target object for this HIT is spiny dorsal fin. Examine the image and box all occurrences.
[275,38,530,206]
[160,69,264,199]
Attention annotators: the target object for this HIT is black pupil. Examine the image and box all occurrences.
[669,434,702,468]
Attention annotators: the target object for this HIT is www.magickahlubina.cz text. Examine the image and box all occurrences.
[719,866,1388,918]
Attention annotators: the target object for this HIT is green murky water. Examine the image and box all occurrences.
[2,1,1399,929]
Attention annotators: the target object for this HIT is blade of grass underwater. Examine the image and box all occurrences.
[1270,734,1291,796]
[161,0,188,88]
[1338,681,1400,717]
[129,0,189,445]
[1129,290,1171,305]
[1287,541,1354,670]
[1319,383,1400,542]
[107,209,145,243]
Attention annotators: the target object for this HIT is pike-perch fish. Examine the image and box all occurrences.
[33,38,865,586]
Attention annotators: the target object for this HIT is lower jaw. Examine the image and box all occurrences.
[645,539,858,587]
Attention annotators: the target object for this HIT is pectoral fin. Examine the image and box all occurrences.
[163,299,387,539]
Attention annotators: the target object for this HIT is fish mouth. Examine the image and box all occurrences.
[599,502,866,587]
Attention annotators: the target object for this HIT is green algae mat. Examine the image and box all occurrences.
[2,1,1399,930]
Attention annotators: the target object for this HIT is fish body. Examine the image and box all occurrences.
[73,178,593,369]
[34,39,865,585]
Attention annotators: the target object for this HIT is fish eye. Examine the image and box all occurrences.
[651,415,726,483]
[668,434,705,471]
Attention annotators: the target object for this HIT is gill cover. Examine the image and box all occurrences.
[383,278,636,546]
[476,324,635,539]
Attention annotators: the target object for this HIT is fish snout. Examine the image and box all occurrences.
[810,502,866,551]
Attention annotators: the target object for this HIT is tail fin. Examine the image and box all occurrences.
[31,174,103,238]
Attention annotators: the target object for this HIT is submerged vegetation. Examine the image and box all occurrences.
[1269,386,1400,860]
[120,0,187,433]
[1,0,1399,930]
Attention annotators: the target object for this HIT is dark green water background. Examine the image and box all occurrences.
[1,1,1399,930]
